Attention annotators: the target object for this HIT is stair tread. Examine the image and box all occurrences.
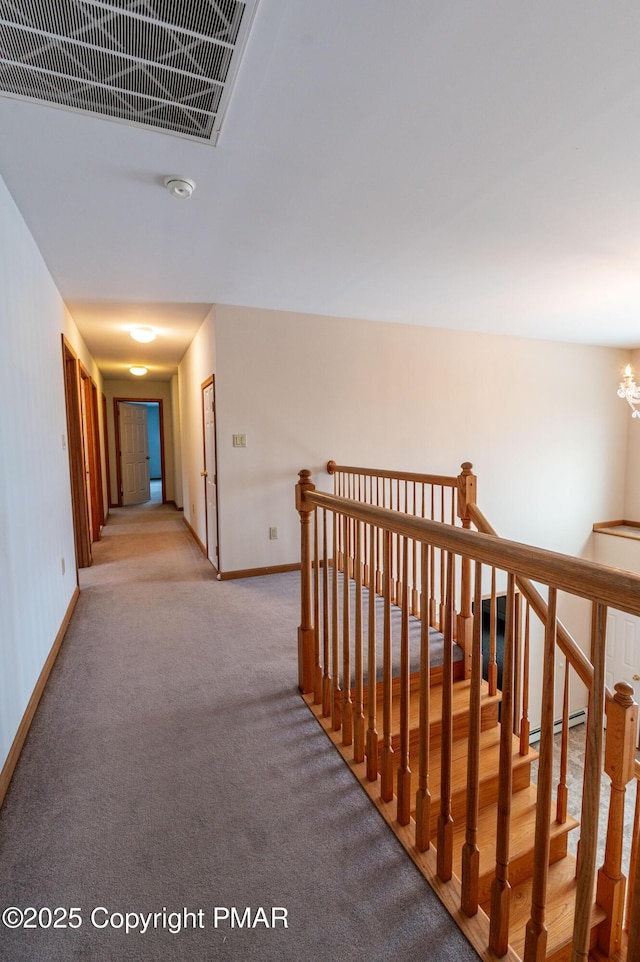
[452,782,579,876]
[487,857,606,959]
[368,676,501,738]
[418,725,536,803]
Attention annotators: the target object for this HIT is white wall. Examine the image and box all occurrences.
[103,379,176,505]
[0,175,87,772]
[213,304,627,570]
[178,306,216,549]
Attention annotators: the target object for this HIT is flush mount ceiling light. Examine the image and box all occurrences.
[164,175,196,199]
[130,326,157,343]
[129,366,148,377]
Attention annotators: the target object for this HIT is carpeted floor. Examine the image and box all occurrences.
[0,499,482,961]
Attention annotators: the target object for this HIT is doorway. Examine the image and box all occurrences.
[114,398,166,506]
[62,337,103,569]
[606,608,640,747]
[202,376,220,571]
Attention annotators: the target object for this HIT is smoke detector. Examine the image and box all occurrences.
[164,175,196,199]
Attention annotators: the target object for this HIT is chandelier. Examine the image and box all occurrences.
[617,365,640,417]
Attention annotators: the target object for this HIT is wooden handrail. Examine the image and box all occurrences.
[466,503,613,698]
[301,489,640,620]
[327,460,459,488]
[297,465,640,962]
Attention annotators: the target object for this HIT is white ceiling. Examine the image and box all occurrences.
[1,0,640,381]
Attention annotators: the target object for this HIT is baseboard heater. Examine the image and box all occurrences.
[529,708,587,744]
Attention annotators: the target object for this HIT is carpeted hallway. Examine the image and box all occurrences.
[0,499,481,961]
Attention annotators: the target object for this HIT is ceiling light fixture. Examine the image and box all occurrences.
[164,175,196,199]
[129,366,148,377]
[617,364,640,417]
[130,326,156,343]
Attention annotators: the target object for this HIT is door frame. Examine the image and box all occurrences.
[114,397,166,507]
[79,364,105,541]
[61,337,92,569]
[202,375,220,572]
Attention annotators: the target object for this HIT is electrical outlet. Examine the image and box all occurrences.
[269,526,278,540]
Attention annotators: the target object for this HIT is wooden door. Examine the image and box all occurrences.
[606,608,640,746]
[202,377,219,571]
[119,401,151,505]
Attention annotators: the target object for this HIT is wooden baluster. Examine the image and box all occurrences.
[437,551,454,882]
[295,469,316,694]
[596,681,639,957]
[397,537,411,825]
[363,479,370,588]
[438,487,446,630]
[429,486,437,627]
[520,602,531,755]
[353,520,365,763]
[376,476,383,594]
[570,602,606,962]
[342,514,353,746]
[626,775,640,931]
[412,482,419,615]
[322,509,331,717]
[513,592,522,735]
[490,572,516,957]
[523,586,558,962]
[457,464,477,683]
[462,560,483,916]
[556,662,570,824]
[366,524,379,782]
[629,806,640,961]
[331,512,341,731]
[416,541,431,851]
[488,568,498,697]
[381,529,395,802]
[313,507,322,704]
[336,474,343,572]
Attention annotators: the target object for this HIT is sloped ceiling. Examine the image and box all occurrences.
[0,0,639,380]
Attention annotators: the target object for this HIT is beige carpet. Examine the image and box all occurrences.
[0,499,482,961]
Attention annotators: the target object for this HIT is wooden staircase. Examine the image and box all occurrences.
[308,669,607,961]
[296,461,640,962]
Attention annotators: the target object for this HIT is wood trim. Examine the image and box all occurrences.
[593,520,640,542]
[102,393,113,508]
[0,586,80,808]
[62,337,91,569]
[593,520,640,531]
[219,563,301,580]
[183,515,207,557]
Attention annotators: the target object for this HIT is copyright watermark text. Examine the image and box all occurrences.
[2,905,288,934]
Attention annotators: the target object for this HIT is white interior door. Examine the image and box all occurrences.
[203,380,219,570]
[606,608,640,746]
[119,401,150,505]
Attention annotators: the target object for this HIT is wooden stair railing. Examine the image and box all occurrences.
[295,465,640,962]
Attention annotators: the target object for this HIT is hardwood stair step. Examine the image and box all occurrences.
[363,676,501,756]
[405,726,537,836]
[481,856,606,962]
[451,783,579,903]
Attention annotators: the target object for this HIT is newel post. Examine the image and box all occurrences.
[596,682,639,956]
[456,462,477,679]
[296,470,316,694]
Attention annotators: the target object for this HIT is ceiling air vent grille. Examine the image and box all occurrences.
[0,0,258,142]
